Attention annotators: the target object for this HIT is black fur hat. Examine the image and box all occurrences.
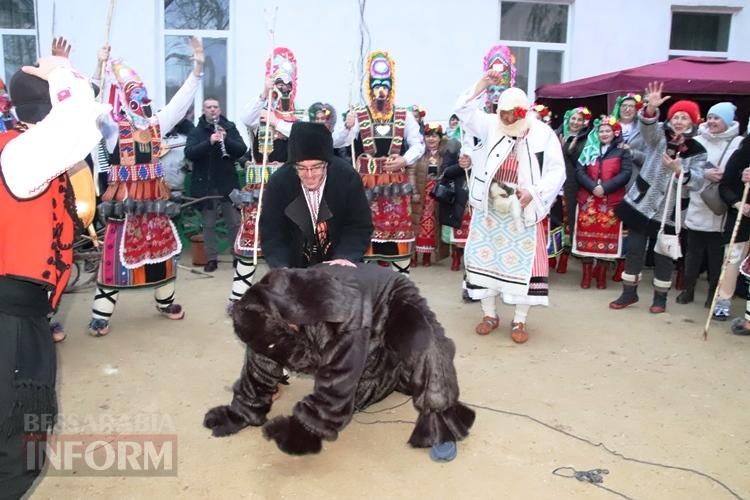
[287,121,334,164]
[9,70,51,124]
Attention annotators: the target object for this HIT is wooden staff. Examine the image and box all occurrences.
[98,0,116,101]
[348,59,357,170]
[252,6,278,268]
[704,182,750,340]
[459,126,472,216]
[78,0,115,248]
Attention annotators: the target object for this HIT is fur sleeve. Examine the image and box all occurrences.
[203,348,285,437]
[292,327,369,441]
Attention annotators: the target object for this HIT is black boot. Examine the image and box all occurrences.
[649,291,668,314]
[609,284,639,309]
[676,287,694,304]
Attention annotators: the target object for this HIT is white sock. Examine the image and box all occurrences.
[513,304,530,323]
[480,296,497,318]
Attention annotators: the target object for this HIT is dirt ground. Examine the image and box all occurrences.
[27,254,750,500]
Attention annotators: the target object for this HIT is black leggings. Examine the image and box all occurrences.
[683,229,723,292]
[623,229,675,288]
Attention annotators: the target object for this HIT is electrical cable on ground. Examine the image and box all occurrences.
[353,398,745,500]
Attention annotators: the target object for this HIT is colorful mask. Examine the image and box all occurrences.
[483,45,516,113]
[108,59,153,130]
[265,47,297,112]
[366,51,396,122]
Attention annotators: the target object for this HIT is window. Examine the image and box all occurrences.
[669,11,732,58]
[162,0,230,123]
[499,1,569,100]
[0,0,37,85]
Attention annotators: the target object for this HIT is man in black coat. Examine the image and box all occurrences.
[185,98,247,272]
[259,121,373,269]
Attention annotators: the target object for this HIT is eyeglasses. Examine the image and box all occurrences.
[620,104,636,110]
[294,162,327,173]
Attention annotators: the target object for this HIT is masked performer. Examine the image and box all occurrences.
[0,56,108,498]
[346,51,425,275]
[204,264,475,462]
[86,38,204,337]
[228,48,299,310]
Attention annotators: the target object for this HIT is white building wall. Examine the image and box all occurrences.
[23,0,750,126]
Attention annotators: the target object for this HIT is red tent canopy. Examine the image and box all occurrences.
[535,57,750,130]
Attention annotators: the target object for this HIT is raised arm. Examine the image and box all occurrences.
[156,37,204,134]
[1,59,109,198]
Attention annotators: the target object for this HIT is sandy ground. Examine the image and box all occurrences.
[26,254,750,500]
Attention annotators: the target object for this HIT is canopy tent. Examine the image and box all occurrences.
[535,57,750,131]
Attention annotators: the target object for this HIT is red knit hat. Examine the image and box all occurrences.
[667,100,701,124]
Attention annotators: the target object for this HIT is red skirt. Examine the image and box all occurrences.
[572,196,623,258]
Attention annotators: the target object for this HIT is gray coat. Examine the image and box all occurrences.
[615,110,707,236]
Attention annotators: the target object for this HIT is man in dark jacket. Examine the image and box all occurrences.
[259,121,373,269]
[185,98,247,271]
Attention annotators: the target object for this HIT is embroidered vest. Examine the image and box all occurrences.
[354,106,407,159]
[108,121,163,183]
[0,131,77,309]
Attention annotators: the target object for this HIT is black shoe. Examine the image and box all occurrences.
[676,288,694,304]
[649,291,668,314]
[204,260,218,272]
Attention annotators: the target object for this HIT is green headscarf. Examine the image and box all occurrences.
[577,117,602,166]
[561,106,592,141]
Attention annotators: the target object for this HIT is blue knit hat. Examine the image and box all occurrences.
[707,102,736,127]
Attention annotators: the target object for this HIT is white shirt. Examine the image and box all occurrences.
[1,67,110,198]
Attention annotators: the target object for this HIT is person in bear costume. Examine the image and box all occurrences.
[204,263,475,461]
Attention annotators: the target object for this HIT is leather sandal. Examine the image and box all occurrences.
[511,322,529,344]
[475,316,499,335]
[157,303,185,320]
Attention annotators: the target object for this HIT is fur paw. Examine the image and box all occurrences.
[262,415,322,455]
[203,405,252,437]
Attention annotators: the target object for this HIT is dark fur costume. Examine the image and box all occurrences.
[204,264,475,455]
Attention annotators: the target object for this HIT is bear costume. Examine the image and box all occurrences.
[204,263,475,458]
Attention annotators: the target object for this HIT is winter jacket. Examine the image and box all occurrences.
[615,109,707,236]
[455,88,565,226]
[719,135,750,243]
[575,137,633,209]
[686,121,742,232]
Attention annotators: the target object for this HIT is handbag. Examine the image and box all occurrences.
[430,177,456,204]
[699,139,736,216]
[700,182,726,216]
[654,171,683,260]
